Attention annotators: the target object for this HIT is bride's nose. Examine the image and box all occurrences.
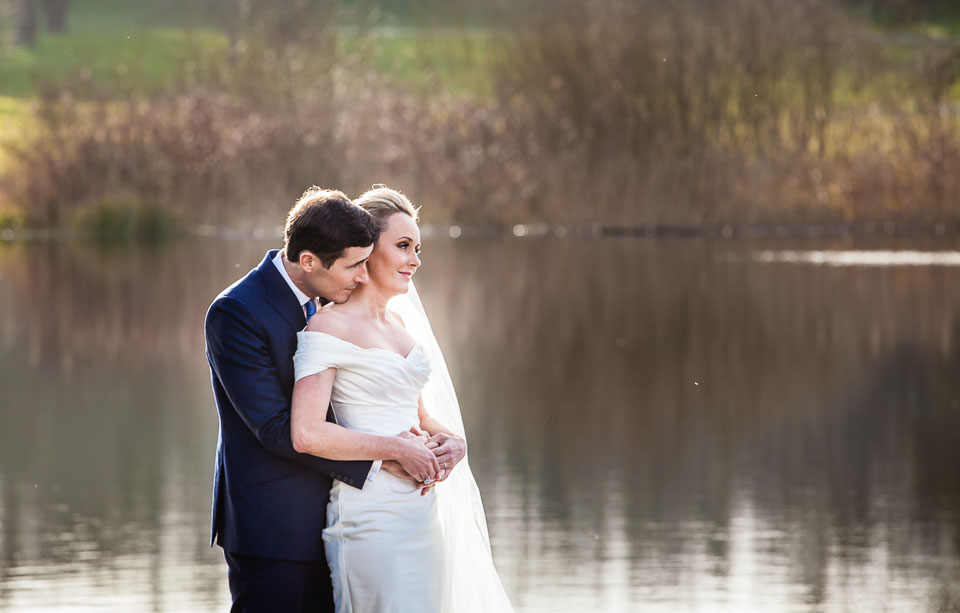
[410,252,421,267]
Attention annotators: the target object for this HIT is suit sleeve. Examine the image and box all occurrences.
[205,296,372,487]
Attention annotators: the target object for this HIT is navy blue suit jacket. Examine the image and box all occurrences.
[205,249,372,561]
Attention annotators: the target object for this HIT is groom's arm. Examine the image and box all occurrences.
[205,296,372,487]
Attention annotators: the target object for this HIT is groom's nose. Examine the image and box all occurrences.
[355,263,370,284]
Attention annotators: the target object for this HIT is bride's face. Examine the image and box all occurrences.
[368,212,421,295]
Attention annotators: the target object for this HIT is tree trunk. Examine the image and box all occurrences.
[13,0,38,46]
[40,0,68,32]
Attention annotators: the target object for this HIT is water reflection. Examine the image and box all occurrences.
[755,249,960,266]
[1,238,959,611]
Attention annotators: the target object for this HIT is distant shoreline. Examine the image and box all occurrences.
[4,221,960,244]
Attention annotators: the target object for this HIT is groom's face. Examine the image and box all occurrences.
[309,245,374,303]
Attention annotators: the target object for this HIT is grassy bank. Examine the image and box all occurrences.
[1,0,959,237]
[0,0,496,99]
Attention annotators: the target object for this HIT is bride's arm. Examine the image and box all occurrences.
[417,395,456,438]
[417,395,467,480]
[292,371,440,482]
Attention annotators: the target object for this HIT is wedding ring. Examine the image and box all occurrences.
[423,477,433,485]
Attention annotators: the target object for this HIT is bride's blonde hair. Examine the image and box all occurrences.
[354,185,419,230]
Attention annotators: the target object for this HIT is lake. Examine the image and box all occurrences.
[1,235,959,612]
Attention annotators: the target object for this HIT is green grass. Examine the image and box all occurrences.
[1,0,957,101]
[358,27,499,96]
[0,0,228,97]
[0,2,495,98]
[0,28,227,97]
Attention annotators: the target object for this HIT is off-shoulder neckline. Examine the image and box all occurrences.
[298,330,419,360]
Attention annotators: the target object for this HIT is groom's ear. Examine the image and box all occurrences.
[298,250,318,271]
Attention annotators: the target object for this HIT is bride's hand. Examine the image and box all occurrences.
[428,433,466,481]
[380,461,442,492]
[380,459,414,481]
[420,467,445,496]
[399,426,432,445]
[407,426,440,448]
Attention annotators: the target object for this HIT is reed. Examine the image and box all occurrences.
[495,0,960,225]
[2,0,959,230]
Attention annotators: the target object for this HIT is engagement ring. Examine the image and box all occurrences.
[423,477,433,485]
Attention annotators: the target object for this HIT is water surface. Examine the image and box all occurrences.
[1,237,959,611]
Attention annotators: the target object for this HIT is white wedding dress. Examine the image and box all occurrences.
[294,331,448,612]
[293,285,514,613]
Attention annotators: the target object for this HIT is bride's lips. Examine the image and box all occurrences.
[398,271,413,280]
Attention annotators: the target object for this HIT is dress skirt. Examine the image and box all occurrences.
[324,470,449,613]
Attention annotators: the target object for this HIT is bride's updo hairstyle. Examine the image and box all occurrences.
[354,185,419,229]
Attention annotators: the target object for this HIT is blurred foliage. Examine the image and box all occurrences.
[71,198,176,243]
[0,205,24,230]
[847,0,960,25]
[489,0,960,224]
[0,0,959,230]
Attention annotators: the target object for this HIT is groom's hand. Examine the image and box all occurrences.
[428,433,466,482]
[383,428,440,484]
[384,427,426,481]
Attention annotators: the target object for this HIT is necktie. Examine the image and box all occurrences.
[304,298,317,323]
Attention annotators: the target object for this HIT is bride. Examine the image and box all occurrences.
[290,186,513,612]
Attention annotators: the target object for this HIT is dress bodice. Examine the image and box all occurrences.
[293,331,432,436]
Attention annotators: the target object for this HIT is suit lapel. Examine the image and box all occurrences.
[257,250,306,330]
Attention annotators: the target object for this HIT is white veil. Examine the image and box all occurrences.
[388,283,514,613]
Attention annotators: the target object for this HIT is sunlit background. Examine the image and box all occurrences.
[1,0,960,611]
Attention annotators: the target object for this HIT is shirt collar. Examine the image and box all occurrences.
[272,250,311,307]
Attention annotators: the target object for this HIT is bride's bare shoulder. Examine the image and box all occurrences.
[305,304,353,337]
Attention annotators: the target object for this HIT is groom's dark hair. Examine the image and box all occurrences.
[284,187,379,268]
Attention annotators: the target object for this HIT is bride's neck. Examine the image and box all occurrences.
[345,284,395,321]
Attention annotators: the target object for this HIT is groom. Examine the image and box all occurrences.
[205,187,421,612]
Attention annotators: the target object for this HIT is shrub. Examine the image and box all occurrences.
[71,198,178,243]
[3,0,960,230]
[0,206,25,231]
